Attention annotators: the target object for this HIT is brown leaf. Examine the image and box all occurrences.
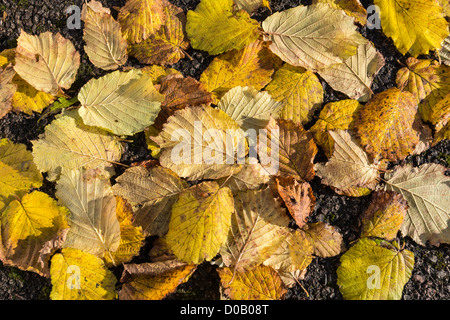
[153,74,212,130]
[0,64,17,119]
[303,222,345,258]
[275,176,315,228]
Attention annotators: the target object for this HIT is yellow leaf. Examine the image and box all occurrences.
[310,99,362,158]
[166,181,234,264]
[0,138,42,206]
[220,188,290,272]
[265,63,323,126]
[141,65,181,84]
[429,92,450,131]
[233,0,271,14]
[103,197,145,267]
[360,190,408,241]
[215,163,270,194]
[200,40,282,103]
[218,265,287,300]
[396,57,450,122]
[118,0,167,44]
[374,0,449,56]
[50,248,117,300]
[355,88,421,162]
[337,238,414,300]
[128,3,189,66]
[0,191,68,276]
[186,0,260,55]
[119,261,196,300]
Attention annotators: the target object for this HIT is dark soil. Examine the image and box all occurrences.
[0,0,448,300]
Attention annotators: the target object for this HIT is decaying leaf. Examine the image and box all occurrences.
[186,0,260,55]
[119,261,196,300]
[218,265,287,300]
[355,88,421,162]
[310,99,362,158]
[200,40,282,103]
[141,64,181,84]
[56,168,121,261]
[337,238,414,300]
[360,190,408,241]
[317,41,385,102]
[128,3,189,66]
[303,222,345,258]
[220,188,290,272]
[0,64,17,119]
[14,31,80,95]
[50,248,117,300]
[429,92,450,132]
[259,119,318,180]
[218,86,282,131]
[118,0,167,44]
[78,69,164,136]
[374,0,449,56]
[0,191,68,276]
[31,113,123,179]
[439,35,450,66]
[82,1,128,70]
[166,181,234,264]
[262,3,366,71]
[384,163,450,246]
[265,64,323,126]
[153,106,246,181]
[315,130,380,196]
[112,164,187,236]
[154,74,212,130]
[396,57,450,122]
[275,177,315,228]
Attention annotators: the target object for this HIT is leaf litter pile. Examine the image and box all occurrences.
[0,0,449,300]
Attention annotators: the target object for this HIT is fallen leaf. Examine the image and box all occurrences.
[265,64,323,125]
[186,0,260,55]
[56,168,121,260]
[82,1,128,70]
[374,0,449,56]
[217,86,282,131]
[384,163,450,246]
[218,265,287,300]
[315,130,380,196]
[262,3,366,70]
[317,41,385,102]
[337,238,414,300]
[119,261,196,300]
[112,164,187,236]
[78,69,164,136]
[310,99,362,158]
[118,0,167,44]
[200,40,282,103]
[50,248,117,300]
[166,181,234,264]
[312,0,367,25]
[14,31,80,95]
[233,0,270,14]
[220,188,290,272]
[275,176,315,228]
[32,112,123,179]
[303,222,345,258]
[355,88,421,162]
[128,3,189,66]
